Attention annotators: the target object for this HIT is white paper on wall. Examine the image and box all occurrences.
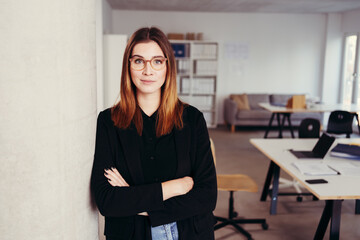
[224,42,249,60]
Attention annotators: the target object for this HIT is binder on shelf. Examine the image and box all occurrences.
[330,143,360,159]
[171,43,187,58]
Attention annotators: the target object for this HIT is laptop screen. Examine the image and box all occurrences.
[312,133,335,157]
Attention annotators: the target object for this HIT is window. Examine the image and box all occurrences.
[340,34,360,104]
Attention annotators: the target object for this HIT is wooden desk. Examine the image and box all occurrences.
[259,103,360,138]
[250,138,360,240]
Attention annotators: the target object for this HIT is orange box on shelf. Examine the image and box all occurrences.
[167,33,184,40]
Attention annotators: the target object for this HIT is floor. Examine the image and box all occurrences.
[209,126,360,240]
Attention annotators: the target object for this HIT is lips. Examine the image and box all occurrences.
[141,79,155,84]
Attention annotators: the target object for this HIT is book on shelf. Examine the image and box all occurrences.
[194,60,217,75]
[193,78,215,94]
[192,44,217,59]
[330,143,360,160]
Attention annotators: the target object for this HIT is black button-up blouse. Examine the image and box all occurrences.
[140,110,177,184]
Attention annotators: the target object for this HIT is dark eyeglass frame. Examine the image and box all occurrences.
[129,56,168,71]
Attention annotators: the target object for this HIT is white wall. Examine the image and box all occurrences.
[1,0,98,239]
[96,2,115,239]
[321,14,343,105]
[111,10,327,124]
[342,8,360,33]
[103,35,128,108]
[96,1,104,113]
[102,0,113,34]
[96,0,114,113]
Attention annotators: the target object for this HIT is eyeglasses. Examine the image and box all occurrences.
[129,56,167,71]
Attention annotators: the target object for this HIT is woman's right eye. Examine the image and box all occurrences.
[134,58,144,64]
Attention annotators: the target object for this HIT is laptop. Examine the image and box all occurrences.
[289,133,335,159]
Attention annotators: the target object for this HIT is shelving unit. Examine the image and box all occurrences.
[170,40,218,127]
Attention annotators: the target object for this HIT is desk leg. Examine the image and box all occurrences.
[356,200,360,214]
[285,113,295,138]
[270,163,280,215]
[314,200,332,240]
[329,200,342,240]
[314,200,342,240]
[264,113,275,138]
[260,161,275,201]
[276,113,283,138]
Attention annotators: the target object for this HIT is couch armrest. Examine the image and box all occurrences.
[224,98,237,125]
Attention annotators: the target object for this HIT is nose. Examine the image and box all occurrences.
[142,61,153,75]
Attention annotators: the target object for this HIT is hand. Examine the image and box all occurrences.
[161,176,194,201]
[178,176,194,194]
[104,168,129,187]
[138,212,149,216]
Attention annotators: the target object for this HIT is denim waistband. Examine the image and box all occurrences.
[151,222,178,240]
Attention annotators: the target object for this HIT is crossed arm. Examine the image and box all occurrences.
[104,167,194,215]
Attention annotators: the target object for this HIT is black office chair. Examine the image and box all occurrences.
[298,118,321,138]
[326,110,354,138]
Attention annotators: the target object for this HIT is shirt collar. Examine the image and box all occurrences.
[140,108,158,121]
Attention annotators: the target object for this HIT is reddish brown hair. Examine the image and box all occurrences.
[111,27,184,136]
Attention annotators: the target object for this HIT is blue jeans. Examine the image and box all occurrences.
[151,222,179,240]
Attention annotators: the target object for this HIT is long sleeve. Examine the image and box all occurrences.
[90,110,165,217]
[148,111,218,226]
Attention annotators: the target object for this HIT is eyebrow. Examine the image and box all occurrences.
[131,54,165,58]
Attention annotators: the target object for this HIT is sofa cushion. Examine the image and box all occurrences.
[270,94,293,106]
[236,110,272,119]
[247,94,270,110]
[230,94,250,110]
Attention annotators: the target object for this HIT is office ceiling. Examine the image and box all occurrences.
[107,0,360,14]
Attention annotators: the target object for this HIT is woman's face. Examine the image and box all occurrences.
[130,40,167,98]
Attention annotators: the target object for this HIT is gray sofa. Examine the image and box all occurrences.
[224,93,322,132]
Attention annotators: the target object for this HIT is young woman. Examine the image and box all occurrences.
[91,27,217,240]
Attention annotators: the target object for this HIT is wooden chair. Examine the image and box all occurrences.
[211,139,268,240]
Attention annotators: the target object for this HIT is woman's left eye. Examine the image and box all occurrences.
[154,59,163,65]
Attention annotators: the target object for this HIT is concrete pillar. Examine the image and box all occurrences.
[0,1,98,239]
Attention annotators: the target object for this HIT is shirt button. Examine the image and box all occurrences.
[149,137,153,141]
[150,156,155,160]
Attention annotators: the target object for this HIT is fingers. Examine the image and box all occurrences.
[138,212,149,216]
[111,168,129,186]
[104,168,129,187]
[104,169,118,186]
[105,169,124,187]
